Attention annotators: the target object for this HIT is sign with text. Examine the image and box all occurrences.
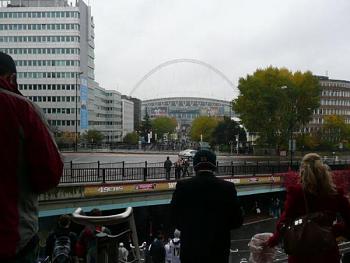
[83,176,280,198]
[84,181,177,197]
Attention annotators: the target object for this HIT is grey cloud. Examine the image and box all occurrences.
[91,0,350,100]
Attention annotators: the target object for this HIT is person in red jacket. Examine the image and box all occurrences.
[266,153,350,263]
[0,52,63,262]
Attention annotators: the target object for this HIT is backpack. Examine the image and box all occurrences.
[52,235,72,263]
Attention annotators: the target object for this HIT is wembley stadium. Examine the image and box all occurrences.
[141,97,236,127]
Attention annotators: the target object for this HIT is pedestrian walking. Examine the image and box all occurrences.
[171,149,243,263]
[174,159,182,180]
[182,159,190,177]
[169,229,181,263]
[164,156,172,180]
[45,215,78,263]
[149,231,166,263]
[118,242,129,263]
[0,52,63,262]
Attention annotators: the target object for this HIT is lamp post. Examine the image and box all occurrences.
[75,71,83,152]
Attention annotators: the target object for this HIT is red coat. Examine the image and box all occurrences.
[0,84,63,259]
[268,184,350,263]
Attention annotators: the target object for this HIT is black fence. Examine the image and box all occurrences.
[60,160,350,184]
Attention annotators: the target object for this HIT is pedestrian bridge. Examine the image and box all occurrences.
[39,174,284,217]
[39,160,350,217]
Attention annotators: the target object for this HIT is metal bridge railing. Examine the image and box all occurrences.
[60,160,350,184]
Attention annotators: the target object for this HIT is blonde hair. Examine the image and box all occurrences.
[300,153,336,195]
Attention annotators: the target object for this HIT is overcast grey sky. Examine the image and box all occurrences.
[88,0,350,101]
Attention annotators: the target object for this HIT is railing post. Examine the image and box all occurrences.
[216,161,219,174]
[70,160,73,177]
[255,161,258,176]
[97,161,100,178]
[143,161,147,181]
[231,161,234,177]
[122,161,125,177]
[244,160,247,175]
[102,168,106,184]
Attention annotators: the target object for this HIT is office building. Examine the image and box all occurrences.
[0,0,123,142]
[122,98,134,139]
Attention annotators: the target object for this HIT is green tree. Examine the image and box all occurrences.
[123,131,139,144]
[296,133,321,151]
[321,115,350,145]
[151,116,177,139]
[81,129,104,144]
[233,66,320,149]
[212,117,246,145]
[55,131,76,145]
[190,116,219,142]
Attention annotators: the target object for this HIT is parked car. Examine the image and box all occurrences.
[178,149,197,160]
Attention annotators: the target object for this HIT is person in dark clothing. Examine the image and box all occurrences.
[76,208,111,263]
[45,215,77,263]
[174,159,182,180]
[170,149,243,263]
[164,156,172,180]
[0,52,63,262]
[182,159,190,177]
[149,231,166,263]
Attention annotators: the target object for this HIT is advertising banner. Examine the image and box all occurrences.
[84,181,177,197]
[83,176,280,198]
[149,107,168,117]
[80,78,88,130]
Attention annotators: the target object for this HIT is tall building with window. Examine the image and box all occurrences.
[122,98,134,139]
[306,76,350,132]
[0,0,123,142]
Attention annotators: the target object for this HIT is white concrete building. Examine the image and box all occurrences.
[122,98,134,139]
[0,0,123,142]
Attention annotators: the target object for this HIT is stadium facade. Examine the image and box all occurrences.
[141,97,235,128]
[0,0,124,142]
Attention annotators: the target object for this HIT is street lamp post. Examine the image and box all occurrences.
[75,72,83,152]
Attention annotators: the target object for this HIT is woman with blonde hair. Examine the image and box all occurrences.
[266,153,350,263]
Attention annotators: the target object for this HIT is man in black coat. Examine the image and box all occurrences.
[164,156,172,180]
[170,149,243,263]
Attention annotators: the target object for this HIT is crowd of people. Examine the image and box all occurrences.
[164,157,191,180]
[44,208,113,263]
